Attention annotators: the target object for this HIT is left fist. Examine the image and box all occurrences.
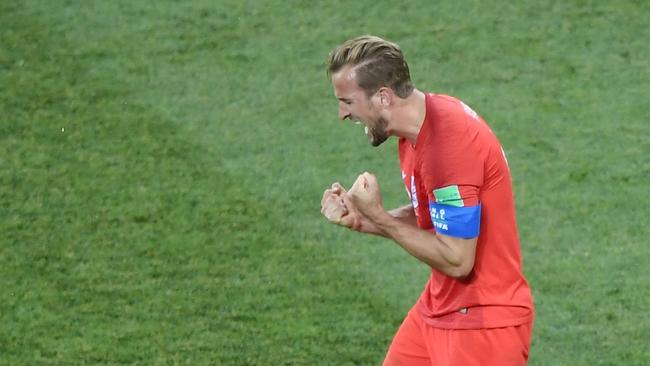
[347,172,384,220]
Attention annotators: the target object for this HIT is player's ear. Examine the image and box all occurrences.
[378,87,392,106]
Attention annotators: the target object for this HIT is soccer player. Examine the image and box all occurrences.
[320,35,534,365]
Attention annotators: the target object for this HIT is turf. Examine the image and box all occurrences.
[1,1,649,365]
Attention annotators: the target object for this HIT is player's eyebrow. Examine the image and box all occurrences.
[337,97,352,103]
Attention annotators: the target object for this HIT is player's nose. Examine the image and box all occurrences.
[338,104,351,121]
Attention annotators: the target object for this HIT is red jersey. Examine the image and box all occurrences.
[399,93,533,329]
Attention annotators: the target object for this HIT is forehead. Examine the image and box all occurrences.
[332,65,363,98]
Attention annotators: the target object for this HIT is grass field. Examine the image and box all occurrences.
[1,1,649,365]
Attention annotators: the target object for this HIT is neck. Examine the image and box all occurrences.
[387,89,426,145]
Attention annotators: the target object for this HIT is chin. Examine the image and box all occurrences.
[371,135,388,147]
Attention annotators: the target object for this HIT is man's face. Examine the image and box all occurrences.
[332,66,389,147]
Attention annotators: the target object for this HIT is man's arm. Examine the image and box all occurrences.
[347,173,477,279]
[371,212,477,278]
[321,183,419,236]
[348,203,418,237]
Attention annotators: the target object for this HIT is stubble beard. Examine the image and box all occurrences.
[369,116,389,147]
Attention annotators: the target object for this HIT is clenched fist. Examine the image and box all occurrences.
[320,182,362,230]
[347,172,384,220]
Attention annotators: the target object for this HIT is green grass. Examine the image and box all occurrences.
[1,1,649,365]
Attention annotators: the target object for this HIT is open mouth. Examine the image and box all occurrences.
[352,120,369,136]
[351,120,371,138]
[354,121,370,136]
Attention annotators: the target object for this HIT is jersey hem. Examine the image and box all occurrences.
[417,305,534,330]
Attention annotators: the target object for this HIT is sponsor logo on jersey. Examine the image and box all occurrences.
[410,175,418,209]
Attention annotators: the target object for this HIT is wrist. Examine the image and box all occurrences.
[351,216,363,232]
[366,208,391,227]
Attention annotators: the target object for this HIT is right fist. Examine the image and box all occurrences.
[320,182,361,230]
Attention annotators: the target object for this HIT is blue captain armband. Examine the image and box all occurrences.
[428,202,481,239]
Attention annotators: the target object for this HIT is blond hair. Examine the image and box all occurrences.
[326,35,414,98]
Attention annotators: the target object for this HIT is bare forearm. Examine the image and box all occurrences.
[388,204,418,227]
[357,204,416,236]
[371,211,475,278]
[342,172,476,278]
